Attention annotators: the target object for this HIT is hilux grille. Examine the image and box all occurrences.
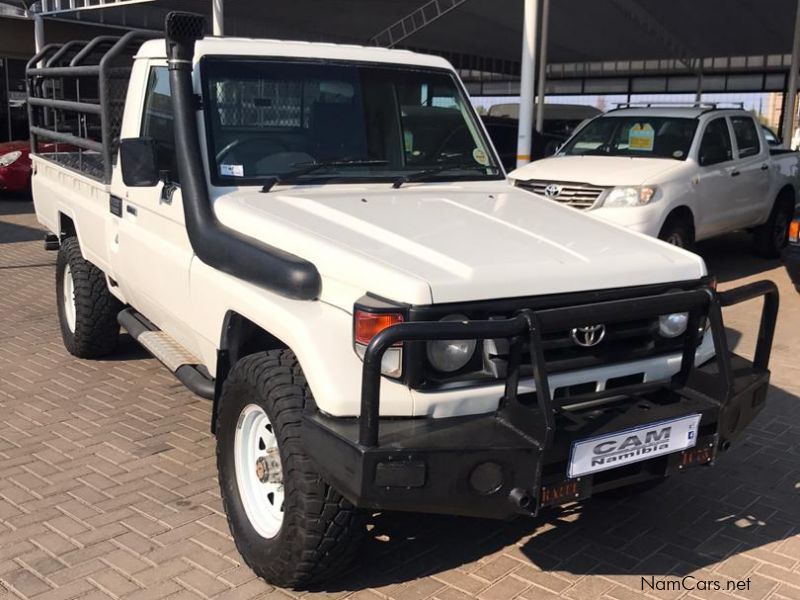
[517,180,607,209]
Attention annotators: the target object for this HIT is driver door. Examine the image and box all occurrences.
[110,62,199,354]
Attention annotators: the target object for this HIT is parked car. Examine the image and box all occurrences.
[761,124,781,147]
[784,218,800,291]
[487,102,602,137]
[28,14,778,587]
[481,115,565,170]
[0,140,73,196]
[509,105,799,257]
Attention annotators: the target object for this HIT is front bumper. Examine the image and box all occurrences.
[783,244,800,291]
[303,281,778,520]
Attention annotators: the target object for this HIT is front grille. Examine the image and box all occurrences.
[484,316,680,377]
[517,180,607,209]
[406,280,709,391]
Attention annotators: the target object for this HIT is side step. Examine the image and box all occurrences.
[118,308,214,400]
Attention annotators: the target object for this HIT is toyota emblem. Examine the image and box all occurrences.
[544,183,562,198]
[570,324,606,347]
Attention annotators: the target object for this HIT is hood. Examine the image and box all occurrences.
[213,182,706,307]
[509,155,683,187]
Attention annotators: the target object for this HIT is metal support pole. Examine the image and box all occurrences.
[34,15,45,54]
[212,0,224,36]
[695,69,703,103]
[534,0,549,133]
[516,0,538,168]
[782,0,800,148]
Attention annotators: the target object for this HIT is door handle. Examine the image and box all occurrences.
[760,164,769,171]
[730,170,740,177]
[126,205,138,216]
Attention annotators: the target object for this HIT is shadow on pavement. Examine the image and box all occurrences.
[0,197,40,243]
[696,232,782,283]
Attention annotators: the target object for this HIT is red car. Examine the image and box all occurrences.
[0,140,73,195]
[0,140,34,194]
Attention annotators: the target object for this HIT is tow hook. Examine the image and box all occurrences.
[508,487,534,512]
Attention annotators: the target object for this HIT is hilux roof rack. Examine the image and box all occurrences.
[610,101,746,113]
[26,31,159,183]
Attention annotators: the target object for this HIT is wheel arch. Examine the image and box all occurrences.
[58,210,77,241]
[775,184,796,213]
[660,205,695,236]
[212,311,291,433]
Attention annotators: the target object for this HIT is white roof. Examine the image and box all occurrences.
[604,106,749,119]
[136,36,454,71]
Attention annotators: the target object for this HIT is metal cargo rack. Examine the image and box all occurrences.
[26,31,159,183]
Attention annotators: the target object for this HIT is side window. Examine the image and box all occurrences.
[730,117,761,158]
[698,118,733,166]
[140,66,178,182]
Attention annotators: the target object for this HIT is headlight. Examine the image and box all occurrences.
[659,312,689,338]
[0,150,22,167]
[600,186,656,208]
[426,314,477,373]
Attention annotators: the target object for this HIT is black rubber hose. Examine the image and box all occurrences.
[164,11,321,301]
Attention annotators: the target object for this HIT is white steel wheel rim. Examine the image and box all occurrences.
[234,404,285,539]
[62,264,77,333]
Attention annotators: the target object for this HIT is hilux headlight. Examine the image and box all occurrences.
[600,186,656,208]
[426,314,477,373]
[0,150,22,167]
[659,312,689,338]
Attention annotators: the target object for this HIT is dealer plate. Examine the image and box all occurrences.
[567,414,701,478]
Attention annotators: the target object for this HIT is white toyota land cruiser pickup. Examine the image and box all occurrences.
[509,105,799,255]
[27,13,778,588]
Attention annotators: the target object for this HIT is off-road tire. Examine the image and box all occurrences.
[753,199,794,258]
[658,215,694,251]
[56,236,121,358]
[215,350,365,588]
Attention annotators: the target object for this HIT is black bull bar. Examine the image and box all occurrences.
[304,280,779,518]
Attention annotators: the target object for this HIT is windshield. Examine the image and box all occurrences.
[561,116,698,160]
[201,58,502,185]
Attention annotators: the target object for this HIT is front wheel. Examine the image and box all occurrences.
[658,216,695,251]
[215,350,365,588]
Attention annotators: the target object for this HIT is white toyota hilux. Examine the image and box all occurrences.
[27,13,778,588]
[510,105,799,256]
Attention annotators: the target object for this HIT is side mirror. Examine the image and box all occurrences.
[120,137,159,186]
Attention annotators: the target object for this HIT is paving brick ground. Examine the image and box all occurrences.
[0,199,798,600]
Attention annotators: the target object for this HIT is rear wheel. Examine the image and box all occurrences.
[753,199,794,258]
[216,350,365,588]
[56,237,122,358]
[658,215,694,250]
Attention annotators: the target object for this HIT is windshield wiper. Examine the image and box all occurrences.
[392,163,500,189]
[260,159,388,192]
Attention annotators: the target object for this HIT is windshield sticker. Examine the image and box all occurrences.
[220,164,244,177]
[628,123,655,151]
[404,130,414,153]
[472,148,489,166]
[673,150,684,159]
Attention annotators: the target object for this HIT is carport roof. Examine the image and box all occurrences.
[14,0,800,75]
